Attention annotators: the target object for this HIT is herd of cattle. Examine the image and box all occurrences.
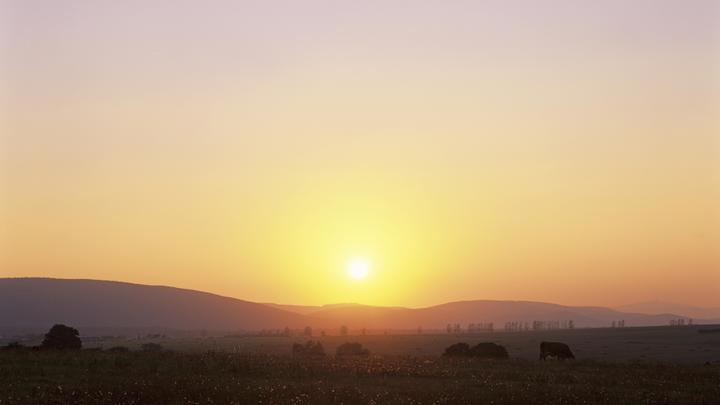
[442,341,575,360]
[293,340,575,360]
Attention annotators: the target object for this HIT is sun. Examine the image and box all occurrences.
[346,258,371,280]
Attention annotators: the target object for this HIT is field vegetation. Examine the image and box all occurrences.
[1,346,718,404]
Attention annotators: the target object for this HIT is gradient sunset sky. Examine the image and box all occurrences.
[1,0,718,307]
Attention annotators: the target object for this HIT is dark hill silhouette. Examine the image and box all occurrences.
[0,278,308,332]
[0,278,710,333]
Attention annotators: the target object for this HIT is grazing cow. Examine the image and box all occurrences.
[443,342,471,357]
[539,341,574,360]
[470,342,509,359]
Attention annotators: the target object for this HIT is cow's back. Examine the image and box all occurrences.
[540,341,574,359]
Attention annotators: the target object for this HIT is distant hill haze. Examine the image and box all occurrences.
[274,301,704,330]
[1,278,714,334]
[614,302,720,320]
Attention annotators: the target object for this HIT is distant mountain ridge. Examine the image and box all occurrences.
[614,301,720,320]
[1,278,715,334]
[275,300,700,330]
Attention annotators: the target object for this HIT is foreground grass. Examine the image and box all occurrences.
[0,350,718,404]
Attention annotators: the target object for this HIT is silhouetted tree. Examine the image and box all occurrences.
[340,325,348,336]
[417,326,423,335]
[361,328,366,336]
[41,324,81,350]
[283,326,291,336]
[303,326,313,336]
[446,324,452,334]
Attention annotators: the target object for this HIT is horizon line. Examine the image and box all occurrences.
[3,276,716,310]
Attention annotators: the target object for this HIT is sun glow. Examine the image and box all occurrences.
[347,258,371,280]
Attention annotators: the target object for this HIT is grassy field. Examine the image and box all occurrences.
[3,326,719,404]
[1,348,719,404]
[83,325,720,364]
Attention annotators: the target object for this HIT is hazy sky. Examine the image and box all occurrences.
[1,0,719,307]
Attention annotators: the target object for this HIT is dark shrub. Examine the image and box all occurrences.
[41,324,81,350]
[292,341,326,356]
[469,342,509,359]
[443,342,471,357]
[2,342,24,350]
[107,346,130,353]
[141,343,163,352]
[336,342,370,357]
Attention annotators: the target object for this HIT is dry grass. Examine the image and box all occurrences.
[1,348,718,404]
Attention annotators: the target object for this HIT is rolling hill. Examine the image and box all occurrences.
[615,301,720,320]
[0,278,308,333]
[0,278,711,335]
[275,300,693,330]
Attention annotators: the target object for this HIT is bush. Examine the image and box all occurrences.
[443,342,471,357]
[141,343,163,352]
[292,341,326,356]
[2,342,24,350]
[336,342,370,357]
[469,342,509,359]
[41,324,82,350]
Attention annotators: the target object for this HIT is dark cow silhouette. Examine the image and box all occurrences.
[443,342,471,357]
[470,342,509,359]
[539,341,574,360]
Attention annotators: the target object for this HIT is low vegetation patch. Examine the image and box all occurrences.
[443,342,509,359]
[292,341,326,356]
[140,342,164,352]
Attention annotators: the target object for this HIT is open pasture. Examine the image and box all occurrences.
[91,325,720,365]
[4,325,718,404]
[1,349,719,404]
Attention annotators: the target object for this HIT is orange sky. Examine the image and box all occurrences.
[1,1,719,307]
